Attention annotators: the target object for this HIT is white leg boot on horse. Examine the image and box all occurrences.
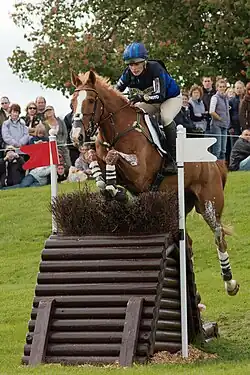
[105,150,127,202]
[87,149,106,190]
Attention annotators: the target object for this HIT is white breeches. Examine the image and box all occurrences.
[135,94,182,127]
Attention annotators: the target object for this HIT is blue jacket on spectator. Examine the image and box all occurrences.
[29,136,49,144]
[229,95,241,134]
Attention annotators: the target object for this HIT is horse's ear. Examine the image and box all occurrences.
[86,69,96,86]
[71,71,82,87]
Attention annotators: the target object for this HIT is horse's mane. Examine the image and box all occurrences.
[78,71,128,103]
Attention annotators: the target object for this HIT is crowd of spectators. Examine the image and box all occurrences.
[1,76,250,190]
[0,96,86,189]
[174,77,250,171]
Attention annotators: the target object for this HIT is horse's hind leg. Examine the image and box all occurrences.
[195,193,239,296]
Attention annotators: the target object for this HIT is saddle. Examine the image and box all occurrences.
[128,88,168,154]
[147,114,168,153]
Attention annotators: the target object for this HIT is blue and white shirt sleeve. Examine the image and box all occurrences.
[115,70,130,92]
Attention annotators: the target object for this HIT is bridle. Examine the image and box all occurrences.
[73,88,105,138]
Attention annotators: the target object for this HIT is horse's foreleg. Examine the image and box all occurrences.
[105,150,119,197]
[87,150,106,190]
[202,200,239,296]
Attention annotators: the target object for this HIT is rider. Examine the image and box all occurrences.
[116,42,182,174]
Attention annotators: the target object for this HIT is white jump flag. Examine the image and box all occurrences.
[176,125,217,358]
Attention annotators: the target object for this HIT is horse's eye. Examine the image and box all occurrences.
[89,98,95,104]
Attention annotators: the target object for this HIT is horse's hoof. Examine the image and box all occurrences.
[225,280,240,296]
[114,187,127,202]
[100,189,113,200]
[96,177,106,190]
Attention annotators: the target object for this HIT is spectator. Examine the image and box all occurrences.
[57,164,69,183]
[29,123,49,144]
[1,103,29,148]
[229,81,245,137]
[188,84,207,135]
[22,101,40,136]
[0,96,10,155]
[35,96,46,122]
[0,96,10,125]
[201,76,216,134]
[210,79,230,160]
[0,146,25,187]
[229,129,250,171]
[75,145,92,176]
[226,81,246,162]
[0,166,51,189]
[174,92,195,135]
[239,82,250,130]
[43,105,71,168]
[226,87,235,100]
[64,104,79,165]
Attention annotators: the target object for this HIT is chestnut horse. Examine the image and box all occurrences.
[70,70,239,296]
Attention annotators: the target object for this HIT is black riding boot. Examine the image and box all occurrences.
[163,121,177,175]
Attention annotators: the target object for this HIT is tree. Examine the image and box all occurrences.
[8,0,250,94]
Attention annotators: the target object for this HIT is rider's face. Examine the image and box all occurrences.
[128,62,145,76]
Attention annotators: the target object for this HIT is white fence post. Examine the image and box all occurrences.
[49,135,58,234]
[176,125,217,358]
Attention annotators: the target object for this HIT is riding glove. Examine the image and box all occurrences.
[130,93,144,104]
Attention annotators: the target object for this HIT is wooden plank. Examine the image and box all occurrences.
[26,330,151,345]
[119,297,144,367]
[28,318,154,332]
[45,234,168,248]
[161,288,180,299]
[158,309,181,320]
[29,299,55,366]
[160,298,181,310]
[25,343,149,357]
[156,320,181,330]
[33,295,156,308]
[35,283,157,296]
[165,257,178,267]
[31,307,127,320]
[39,259,162,272]
[163,278,180,288]
[37,271,159,284]
[155,330,181,342]
[41,247,164,260]
[31,306,155,320]
[164,267,179,277]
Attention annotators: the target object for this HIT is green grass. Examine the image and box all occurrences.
[0,174,250,374]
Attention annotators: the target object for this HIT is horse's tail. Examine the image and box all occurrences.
[216,160,228,189]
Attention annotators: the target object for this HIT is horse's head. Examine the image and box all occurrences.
[70,70,104,147]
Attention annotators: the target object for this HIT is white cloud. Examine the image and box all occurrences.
[0,0,70,117]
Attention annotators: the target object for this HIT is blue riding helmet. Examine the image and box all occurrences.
[123,42,148,64]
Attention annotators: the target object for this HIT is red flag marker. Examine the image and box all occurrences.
[20,141,59,170]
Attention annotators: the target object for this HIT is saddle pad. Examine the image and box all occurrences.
[143,113,167,156]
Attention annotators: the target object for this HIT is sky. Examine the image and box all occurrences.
[0,0,70,117]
